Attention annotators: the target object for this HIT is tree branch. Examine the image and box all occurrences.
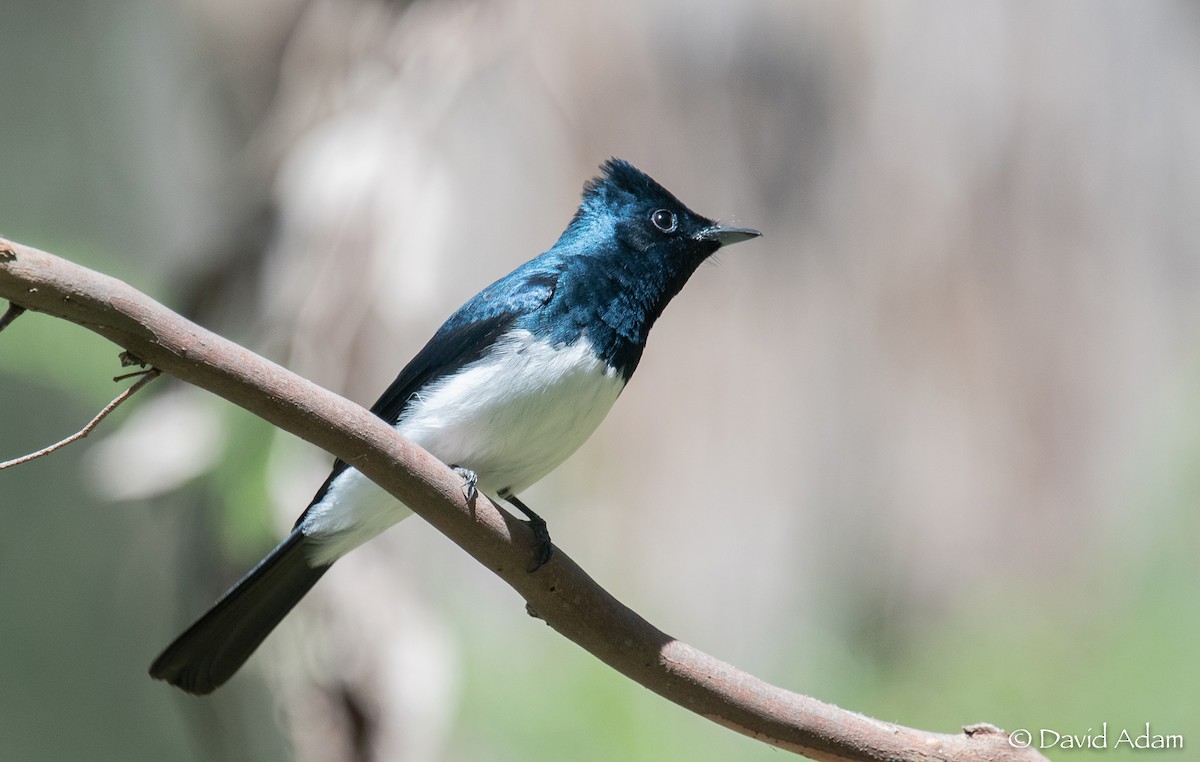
[0,236,1048,762]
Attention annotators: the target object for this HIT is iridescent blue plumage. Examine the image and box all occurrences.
[402,158,739,385]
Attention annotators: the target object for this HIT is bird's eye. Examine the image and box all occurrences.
[650,209,677,233]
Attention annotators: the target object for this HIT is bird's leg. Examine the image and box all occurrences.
[451,466,478,502]
[503,494,553,571]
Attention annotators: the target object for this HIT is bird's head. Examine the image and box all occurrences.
[540,158,759,375]
[559,158,760,268]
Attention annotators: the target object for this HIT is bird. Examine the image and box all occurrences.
[149,157,760,695]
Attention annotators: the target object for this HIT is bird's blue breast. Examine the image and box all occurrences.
[449,251,651,381]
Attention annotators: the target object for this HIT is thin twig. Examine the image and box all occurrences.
[0,302,25,332]
[0,368,161,470]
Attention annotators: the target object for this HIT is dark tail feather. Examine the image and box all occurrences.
[149,529,330,695]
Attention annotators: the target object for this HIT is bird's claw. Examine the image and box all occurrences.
[452,466,478,502]
[505,494,553,572]
[525,514,553,572]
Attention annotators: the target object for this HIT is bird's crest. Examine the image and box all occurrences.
[580,158,679,210]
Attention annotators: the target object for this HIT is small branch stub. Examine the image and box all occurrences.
[0,302,25,332]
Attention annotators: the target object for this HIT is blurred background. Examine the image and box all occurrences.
[2,0,1198,760]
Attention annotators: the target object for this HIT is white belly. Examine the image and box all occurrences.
[300,330,626,563]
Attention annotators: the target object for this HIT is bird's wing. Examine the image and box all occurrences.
[292,266,560,525]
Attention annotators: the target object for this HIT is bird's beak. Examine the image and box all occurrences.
[695,224,762,247]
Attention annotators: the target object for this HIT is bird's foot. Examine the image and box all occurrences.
[504,494,553,572]
[452,466,478,502]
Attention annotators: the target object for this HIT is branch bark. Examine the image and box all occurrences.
[0,236,1049,762]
